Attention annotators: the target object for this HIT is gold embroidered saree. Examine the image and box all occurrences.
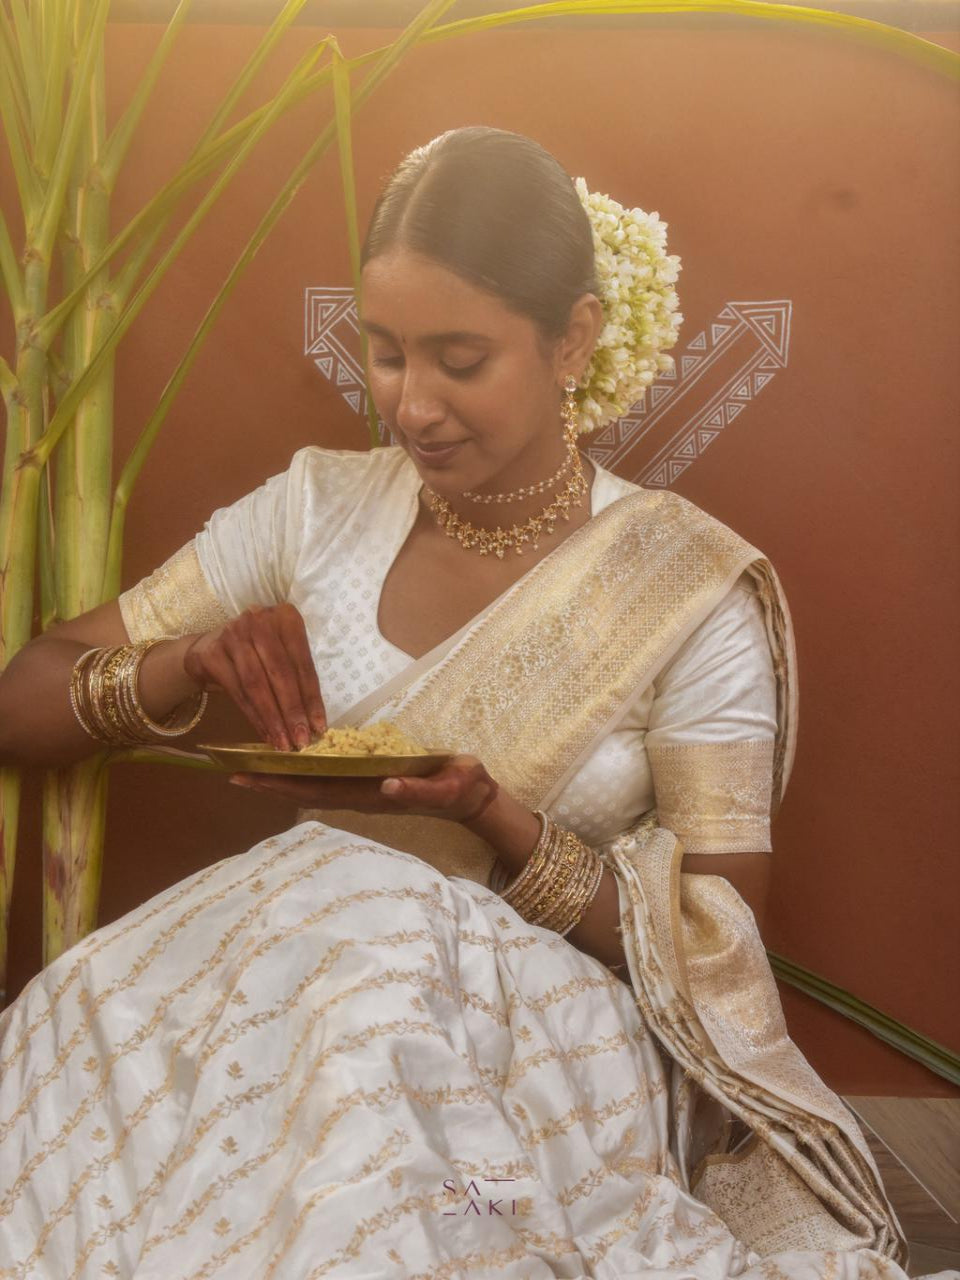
[0,449,917,1277]
[304,482,905,1265]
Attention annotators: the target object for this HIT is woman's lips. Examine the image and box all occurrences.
[409,440,465,466]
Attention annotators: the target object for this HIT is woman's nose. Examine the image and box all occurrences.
[394,367,445,434]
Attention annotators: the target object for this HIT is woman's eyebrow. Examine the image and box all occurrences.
[360,321,490,344]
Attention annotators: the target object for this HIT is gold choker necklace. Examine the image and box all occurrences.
[425,448,588,558]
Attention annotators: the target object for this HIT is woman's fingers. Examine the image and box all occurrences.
[184,636,268,741]
[183,605,326,750]
[275,604,327,736]
[243,609,315,748]
[379,757,494,819]
[223,627,293,750]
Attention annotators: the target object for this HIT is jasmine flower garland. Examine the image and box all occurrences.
[574,177,684,436]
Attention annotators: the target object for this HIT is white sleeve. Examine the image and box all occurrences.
[119,447,328,640]
[644,571,778,854]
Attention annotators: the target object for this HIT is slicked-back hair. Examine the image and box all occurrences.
[361,127,598,339]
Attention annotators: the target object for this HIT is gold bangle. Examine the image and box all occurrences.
[104,647,146,745]
[558,840,604,934]
[69,641,207,745]
[111,646,146,744]
[121,638,207,739]
[69,648,105,741]
[526,826,580,924]
[501,812,553,914]
[494,812,605,938]
[505,822,562,918]
[504,818,605,936]
[544,836,604,936]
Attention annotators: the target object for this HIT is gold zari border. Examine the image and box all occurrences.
[118,540,229,643]
[647,739,774,854]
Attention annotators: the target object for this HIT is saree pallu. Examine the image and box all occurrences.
[0,482,914,1278]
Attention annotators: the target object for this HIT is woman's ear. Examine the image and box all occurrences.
[554,293,604,384]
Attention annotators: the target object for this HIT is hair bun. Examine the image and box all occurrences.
[574,178,684,436]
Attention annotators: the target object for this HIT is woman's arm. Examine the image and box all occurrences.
[0,600,327,768]
[0,601,203,768]
[465,793,771,977]
[681,851,771,933]
[462,789,635,974]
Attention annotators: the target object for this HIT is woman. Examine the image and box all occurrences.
[0,128,920,1278]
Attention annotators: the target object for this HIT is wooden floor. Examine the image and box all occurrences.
[844,1097,960,1277]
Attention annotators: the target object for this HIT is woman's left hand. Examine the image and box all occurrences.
[229,753,499,824]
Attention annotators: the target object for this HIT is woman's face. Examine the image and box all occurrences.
[359,248,566,495]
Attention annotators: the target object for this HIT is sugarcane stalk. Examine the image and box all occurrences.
[40,0,320,353]
[41,36,115,965]
[0,253,50,1000]
[41,756,109,968]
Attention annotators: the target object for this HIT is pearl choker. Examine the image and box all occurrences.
[460,441,576,504]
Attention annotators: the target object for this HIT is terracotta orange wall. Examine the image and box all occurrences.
[3,18,958,1094]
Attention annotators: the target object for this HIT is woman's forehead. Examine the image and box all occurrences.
[360,249,529,342]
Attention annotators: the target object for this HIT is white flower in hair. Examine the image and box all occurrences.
[574,177,683,435]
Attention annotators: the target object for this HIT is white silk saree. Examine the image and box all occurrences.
[0,446,925,1278]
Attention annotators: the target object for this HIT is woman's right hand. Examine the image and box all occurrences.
[182,603,327,751]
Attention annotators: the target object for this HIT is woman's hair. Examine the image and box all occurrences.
[361,126,598,339]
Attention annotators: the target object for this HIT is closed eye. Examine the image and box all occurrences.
[441,358,486,379]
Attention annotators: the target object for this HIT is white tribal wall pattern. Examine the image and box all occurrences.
[304,288,792,487]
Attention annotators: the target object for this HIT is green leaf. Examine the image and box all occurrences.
[8,0,42,136]
[35,0,70,180]
[331,47,360,296]
[768,951,960,1086]
[0,3,31,139]
[331,44,380,448]
[106,0,462,582]
[41,3,322,344]
[39,122,257,344]
[192,0,312,156]
[102,0,195,188]
[420,1,959,80]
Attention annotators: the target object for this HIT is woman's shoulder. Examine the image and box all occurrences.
[591,459,761,555]
[279,443,415,510]
[289,442,410,484]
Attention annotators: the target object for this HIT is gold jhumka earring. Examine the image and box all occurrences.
[424,375,588,558]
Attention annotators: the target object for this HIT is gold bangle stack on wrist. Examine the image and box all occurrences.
[69,640,207,746]
[494,811,605,937]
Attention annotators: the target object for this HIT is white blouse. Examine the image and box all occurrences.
[120,446,778,854]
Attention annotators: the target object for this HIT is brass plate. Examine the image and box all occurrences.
[198,743,453,777]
